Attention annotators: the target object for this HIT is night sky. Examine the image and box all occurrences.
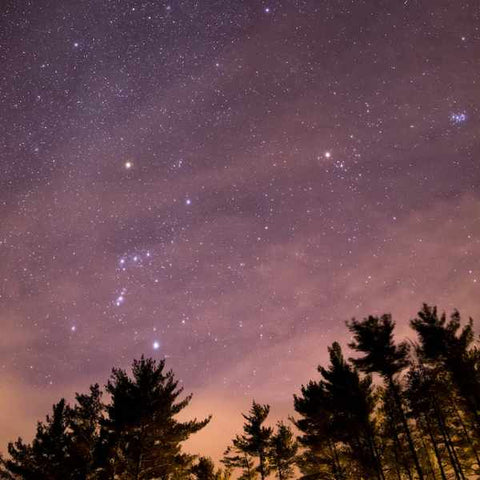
[1,0,479,460]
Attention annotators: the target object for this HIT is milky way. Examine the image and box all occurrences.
[1,0,480,459]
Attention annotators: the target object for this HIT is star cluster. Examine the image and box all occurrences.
[1,0,480,460]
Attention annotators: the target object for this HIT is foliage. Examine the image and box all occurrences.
[0,357,209,480]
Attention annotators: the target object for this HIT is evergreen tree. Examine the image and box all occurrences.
[404,364,461,480]
[0,357,209,480]
[191,456,230,480]
[269,422,298,480]
[222,445,257,480]
[411,304,480,430]
[294,376,347,479]
[223,401,272,480]
[0,399,76,480]
[99,356,210,480]
[376,387,414,480]
[69,384,104,479]
[347,315,424,480]
[293,342,383,480]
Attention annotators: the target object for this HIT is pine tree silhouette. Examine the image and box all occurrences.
[347,315,424,480]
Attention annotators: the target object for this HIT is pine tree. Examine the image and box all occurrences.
[0,399,76,480]
[323,342,384,480]
[223,401,272,480]
[269,422,298,480]
[411,304,480,430]
[347,315,424,480]
[191,456,230,480]
[293,342,383,480]
[376,387,414,480]
[69,384,104,479]
[100,356,210,480]
[293,378,347,479]
[405,364,461,480]
[222,445,257,480]
[192,457,216,480]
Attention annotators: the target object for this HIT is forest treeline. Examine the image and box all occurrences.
[2,304,480,480]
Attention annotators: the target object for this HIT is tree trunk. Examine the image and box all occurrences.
[423,415,448,480]
[134,425,146,480]
[441,418,466,480]
[259,449,266,480]
[419,432,437,480]
[328,439,344,480]
[244,453,254,480]
[365,424,385,480]
[451,397,480,469]
[389,377,425,480]
[389,411,413,480]
[434,407,462,480]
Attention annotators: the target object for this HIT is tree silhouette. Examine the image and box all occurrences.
[223,401,272,480]
[222,445,256,480]
[269,422,298,480]
[411,304,480,431]
[5,304,480,480]
[404,363,463,480]
[191,456,230,480]
[294,342,384,480]
[0,358,210,480]
[69,384,104,478]
[347,315,424,480]
[1,399,76,480]
[99,356,210,480]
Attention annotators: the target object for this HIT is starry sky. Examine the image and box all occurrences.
[1,0,480,460]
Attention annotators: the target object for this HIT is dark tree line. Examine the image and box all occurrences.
[223,305,480,480]
[2,304,480,480]
[0,357,212,480]
[287,304,480,480]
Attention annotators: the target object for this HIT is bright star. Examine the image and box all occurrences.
[125,161,133,169]
[185,198,192,205]
[153,341,160,350]
[324,151,332,159]
[265,7,270,13]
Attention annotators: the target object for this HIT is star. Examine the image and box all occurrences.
[324,151,332,159]
[450,112,467,125]
[185,198,192,205]
[153,341,160,350]
[124,161,133,169]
